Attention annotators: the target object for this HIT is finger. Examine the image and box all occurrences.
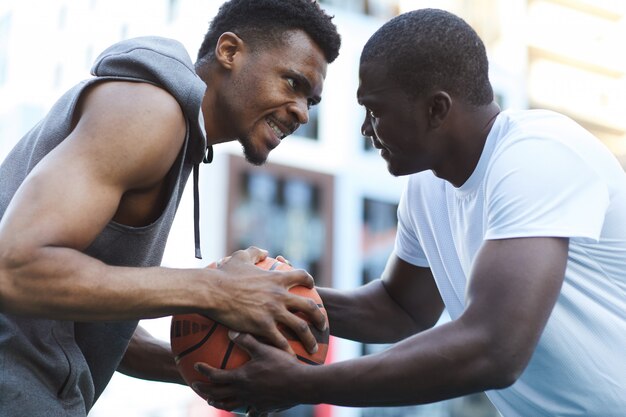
[192,381,233,400]
[194,362,236,384]
[230,330,295,357]
[239,246,268,263]
[208,398,246,412]
[277,309,320,354]
[213,256,231,268]
[276,255,292,266]
[284,290,327,333]
[247,409,268,417]
[282,269,315,289]
[258,326,296,355]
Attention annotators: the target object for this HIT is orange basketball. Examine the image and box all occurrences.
[170,257,329,391]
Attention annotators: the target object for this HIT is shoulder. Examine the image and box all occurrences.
[71,80,187,189]
[78,80,185,136]
[486,110,595,176]
[92,36,195,76]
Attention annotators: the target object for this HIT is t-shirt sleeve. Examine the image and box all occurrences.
[485,138,609,241]
[395,182,430,267]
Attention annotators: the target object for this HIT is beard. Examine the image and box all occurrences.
[239,135,267,166]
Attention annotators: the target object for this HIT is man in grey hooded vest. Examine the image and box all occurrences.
[0,1,341,415]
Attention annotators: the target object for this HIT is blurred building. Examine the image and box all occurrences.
[0,1,624,417]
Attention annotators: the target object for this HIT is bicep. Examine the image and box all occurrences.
[0,81,186,252]
[462,237,568,367]
[382,253,444,330]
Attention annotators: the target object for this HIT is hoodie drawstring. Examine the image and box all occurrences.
[193,145,213,259]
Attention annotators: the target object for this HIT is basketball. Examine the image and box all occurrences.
[170,257,330,391]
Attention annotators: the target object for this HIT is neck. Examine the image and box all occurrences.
[196,62,231,146]
[437,101,501,188]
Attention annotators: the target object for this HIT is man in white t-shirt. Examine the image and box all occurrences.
[195,9,626,417]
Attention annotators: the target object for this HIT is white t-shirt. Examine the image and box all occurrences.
[395,109,626,416]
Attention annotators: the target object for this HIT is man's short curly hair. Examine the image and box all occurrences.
[197,0,341,64]
[361,8,493,106]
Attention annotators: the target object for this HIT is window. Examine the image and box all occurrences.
[167,0,180,23]
[226,155,334,287]
[293,104,319,140]
[0,13,11,86]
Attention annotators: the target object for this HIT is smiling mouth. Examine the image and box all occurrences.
[266,118,290,140]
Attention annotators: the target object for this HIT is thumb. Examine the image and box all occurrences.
[228,330,242,341]
[228,331,262,357]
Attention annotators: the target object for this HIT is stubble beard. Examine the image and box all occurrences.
[240,135,267,166]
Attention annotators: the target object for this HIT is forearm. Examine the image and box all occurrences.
[118,326,185,384]
[318,280,423,343]
[0,245,208,320]
[1,245,325,356]
[307,239,564,407]
[301,319,508,407]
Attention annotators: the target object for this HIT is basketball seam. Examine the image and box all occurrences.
[174,321,220,363]
[221,340,236,369]
[296,355,322,365]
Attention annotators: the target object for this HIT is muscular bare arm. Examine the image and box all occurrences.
[318,254,444,343]
[197,237,568,412]
[0,81,324,354]
[0,81,187,318]
[118,325,185,385]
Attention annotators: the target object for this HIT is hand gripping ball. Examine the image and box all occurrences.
[170,257,329,392]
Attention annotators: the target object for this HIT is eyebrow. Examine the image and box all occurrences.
[356,87,366,106]
[289,70,322,105]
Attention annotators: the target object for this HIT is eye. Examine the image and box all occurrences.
[367,108,378,119]
[287,77,297,89]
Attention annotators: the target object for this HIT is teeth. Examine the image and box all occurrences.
[267,119,286,139]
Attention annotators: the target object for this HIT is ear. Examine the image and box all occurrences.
[428,91,451,128]
[215,32,245,70]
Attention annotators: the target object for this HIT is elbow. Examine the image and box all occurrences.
[481,345,531,390]
[486,364,522,390]
[0,243,34,312]
[457,313,535,390]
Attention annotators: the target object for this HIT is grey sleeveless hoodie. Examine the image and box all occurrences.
[0,36,207,415]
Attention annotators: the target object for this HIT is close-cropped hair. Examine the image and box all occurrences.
[197,0,341,64]
[361,8,493,106]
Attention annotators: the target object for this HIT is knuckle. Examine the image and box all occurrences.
[276,337,290,349]
[259,315,274,328]
[295,319,309,334]
[270,286,284,296]
[264,301,280,314]
[305,298,318,310]
[302,273,315,286]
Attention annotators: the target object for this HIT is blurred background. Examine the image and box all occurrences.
[0,0,624,416]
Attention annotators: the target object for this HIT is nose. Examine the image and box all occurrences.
[288,98,309,125]
[361,112,374,138]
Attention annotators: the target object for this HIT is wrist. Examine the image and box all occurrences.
[170,267,222,314]
[297,362,325,405]
[193,267,229,315]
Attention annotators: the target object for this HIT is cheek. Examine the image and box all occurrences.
[385,119,416,146]
[371,119,384,138]
[373,121,395,143]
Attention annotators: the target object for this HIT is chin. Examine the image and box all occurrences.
[242,145,268,166]
[386,161,405,177]
[239,137,268,166]
[245,154,267,166]
[387,161,418,177]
